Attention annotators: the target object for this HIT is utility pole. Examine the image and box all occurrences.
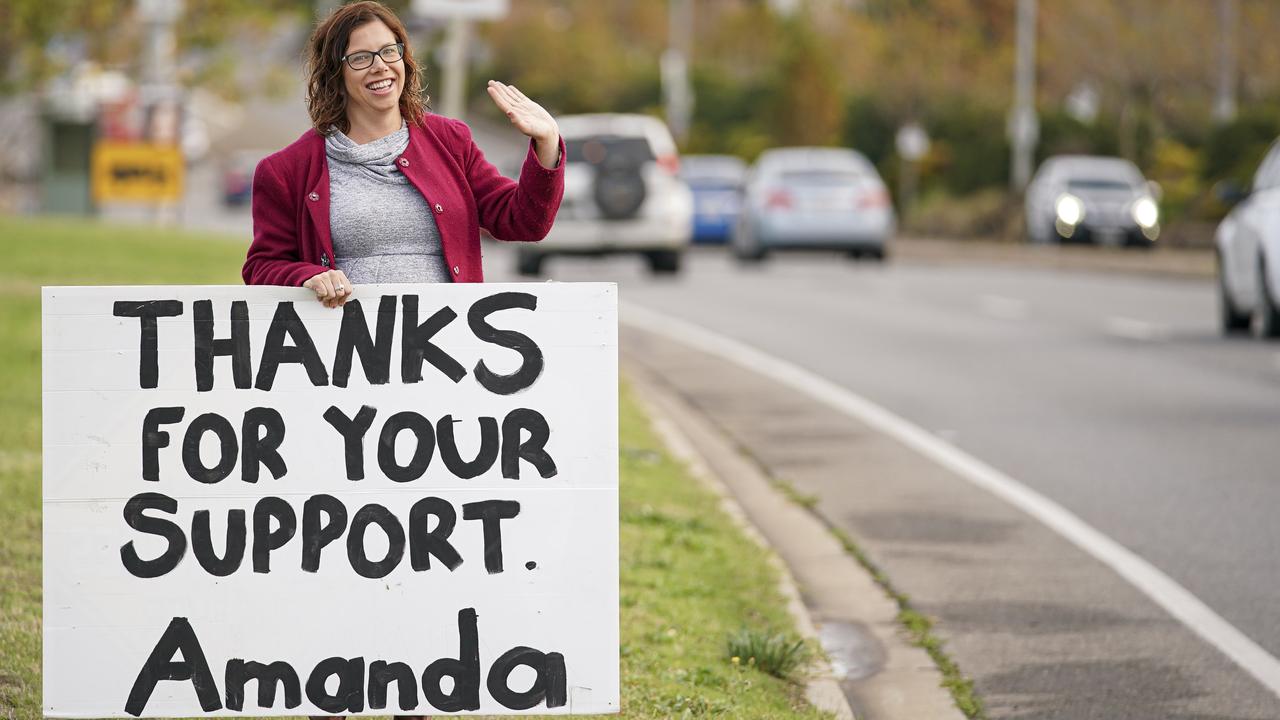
[137,0,183,225]
[662,0,694,143]
[441,15,471,120]
[1213,0,1238,123]
[411,0,509,121]
[1008,0,1038,193]
[137,0,182,142]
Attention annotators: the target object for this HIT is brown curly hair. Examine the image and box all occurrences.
[304,1,428,135]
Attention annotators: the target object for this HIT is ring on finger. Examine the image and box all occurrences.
[336,285,344,292]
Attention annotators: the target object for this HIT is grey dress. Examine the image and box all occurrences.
[325,123,452,284]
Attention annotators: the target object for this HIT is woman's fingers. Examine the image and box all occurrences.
[487,81,513,113]
[304,270,355,308]
[502,84,526,110]
[330,270,353,307]
[489,80,526,116]
[306,274,332,300]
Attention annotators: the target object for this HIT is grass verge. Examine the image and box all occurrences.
[1,214,831,719]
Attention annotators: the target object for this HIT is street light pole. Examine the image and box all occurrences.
[1213,0,1238,124]
[1009,0,1038,192]
[441,15,471,120]
[663,0,694,143]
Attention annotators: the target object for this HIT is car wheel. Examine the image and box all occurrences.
[1257,255,1280,339]
[864,246,887,263]
[516,251,544,277]
[732,225,767,262]
[647,250,681,275]
[1218,252,1251,335]
[734,244,766,263]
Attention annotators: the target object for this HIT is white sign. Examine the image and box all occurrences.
[412,0,509,19]
[42,283,619,717]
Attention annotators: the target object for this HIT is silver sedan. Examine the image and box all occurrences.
[733,147,895,262]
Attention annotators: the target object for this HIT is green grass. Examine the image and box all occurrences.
[724,629,812,680]
[0,214,830,719]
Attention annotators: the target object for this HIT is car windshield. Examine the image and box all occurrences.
[1067,178,1136,192]
[682,159,745,184]
[566,136,655,166]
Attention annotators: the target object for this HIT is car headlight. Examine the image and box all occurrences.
[1055,194,1085,226]
[1132,197,1159,229]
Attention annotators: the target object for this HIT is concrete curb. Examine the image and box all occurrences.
[626,360,966,720]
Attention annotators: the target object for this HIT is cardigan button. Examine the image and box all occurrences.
[398,157,409,167]
[308,192,319,201]
[434,203,443,213]
[453,266,460,275]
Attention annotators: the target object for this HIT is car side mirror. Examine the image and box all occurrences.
[1146,180,1164,202]
[1215,180,1250,206]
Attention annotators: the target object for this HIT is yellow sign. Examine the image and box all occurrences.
[91,142,184,203]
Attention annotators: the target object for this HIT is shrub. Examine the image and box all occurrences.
[1200,109,1280,185]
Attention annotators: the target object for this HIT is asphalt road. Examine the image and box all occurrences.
[486,244,1280,715]
[149,98,1279,711]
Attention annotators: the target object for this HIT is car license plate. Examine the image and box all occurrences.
[1096,229,1124,246]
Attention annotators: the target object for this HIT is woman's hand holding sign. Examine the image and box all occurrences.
[303,269,354,308]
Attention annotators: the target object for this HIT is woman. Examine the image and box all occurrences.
[243,0,564,307]
[244,4,562,718]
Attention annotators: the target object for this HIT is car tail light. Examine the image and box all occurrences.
[765,189,793,209]
[656,154,680,175]
[857,188,891,208]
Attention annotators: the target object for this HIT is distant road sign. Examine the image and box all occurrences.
[895,123,930,162]
[412,0,509,19]
[91,142,183,203]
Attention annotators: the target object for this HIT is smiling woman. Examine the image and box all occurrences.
[237,3,566,719]
[242,0,565,306]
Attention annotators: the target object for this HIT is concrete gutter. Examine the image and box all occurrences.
[627,360,966,720]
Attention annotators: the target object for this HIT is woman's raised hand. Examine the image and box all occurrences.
[303,269,353,308]
[487,80,560,168]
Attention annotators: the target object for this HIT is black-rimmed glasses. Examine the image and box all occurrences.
[341,43,404,71]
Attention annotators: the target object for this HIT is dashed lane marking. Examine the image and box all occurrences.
[979,294,1029,321]
[1105,316,1169,341]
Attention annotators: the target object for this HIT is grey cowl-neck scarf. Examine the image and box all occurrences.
[325,122,410,184]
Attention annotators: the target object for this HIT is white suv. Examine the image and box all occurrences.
[1216,138,1280,338]
[517,113,693,276]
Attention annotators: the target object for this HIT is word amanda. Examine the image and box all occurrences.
[125,609,565,716]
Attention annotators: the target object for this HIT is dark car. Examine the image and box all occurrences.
[1025,155,1161,247]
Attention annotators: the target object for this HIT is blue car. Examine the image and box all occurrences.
[681,155,747,245]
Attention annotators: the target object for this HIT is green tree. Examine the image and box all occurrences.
[769,15,843,147]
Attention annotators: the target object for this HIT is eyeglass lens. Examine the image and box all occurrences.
[349,44,402,70]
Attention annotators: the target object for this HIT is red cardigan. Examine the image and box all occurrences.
[243,113,565,286]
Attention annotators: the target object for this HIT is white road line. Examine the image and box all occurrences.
[621,302,1280,700]
[979,294,1029,321]
[1105,316,1169,341]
